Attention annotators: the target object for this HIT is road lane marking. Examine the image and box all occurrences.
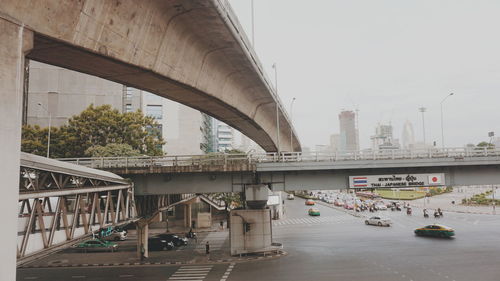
[119,275,134,278]
[220,263,235,281]
[24,277,38,280]
[169,265,213,281]
[71,276,86,279]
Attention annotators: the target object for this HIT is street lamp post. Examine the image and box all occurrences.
[37,102,52,158]
[440,93,454,148]
[251,0,255,46]
[418,107,427,145]
[290,97,296,152]
[272,63,280,155]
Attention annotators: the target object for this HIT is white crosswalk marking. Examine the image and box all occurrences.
[169,265,213,281]
[273,215,356,226]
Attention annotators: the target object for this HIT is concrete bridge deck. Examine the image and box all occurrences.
[59,148,500,194]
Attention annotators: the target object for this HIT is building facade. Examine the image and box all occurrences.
[26,61,132,127]
[401,120,416,149]
[338,110,359,151]
[27,61,214,156]
[370,123,400,150]
[215,121,235,152]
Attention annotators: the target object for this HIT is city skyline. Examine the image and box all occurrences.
[230,0,500,150]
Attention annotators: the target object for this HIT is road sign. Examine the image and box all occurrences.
[349,173,445,189]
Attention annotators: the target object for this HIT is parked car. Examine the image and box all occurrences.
[305,199,316,206]
[414,224,455,238]
[308,208,321,216]
[73,239,118,252]
[155,234,188,246]
[334,200,344,207]
[287,193,295,200]
[375,204,388,210]
[101,229,127,241]
[365,216,392,227]
[148,237,175,251]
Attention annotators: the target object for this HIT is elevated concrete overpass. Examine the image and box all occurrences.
[1,0,299,152]
[60,148,500,194]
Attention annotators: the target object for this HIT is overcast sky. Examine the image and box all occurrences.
[229,0,500,150]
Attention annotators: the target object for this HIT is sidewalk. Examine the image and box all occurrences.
[409,187,500,215]
[20,225,286,268]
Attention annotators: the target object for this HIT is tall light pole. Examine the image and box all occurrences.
[290,97,296,152]
[272,63,280,154]
[418,107,427,145]
[37,102,52,158]
[440,93,454,148]
[251,0,255,46]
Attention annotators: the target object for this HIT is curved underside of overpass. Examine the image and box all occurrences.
[1,0,300,152]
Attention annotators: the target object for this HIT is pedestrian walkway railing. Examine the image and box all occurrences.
[58,147,500,170]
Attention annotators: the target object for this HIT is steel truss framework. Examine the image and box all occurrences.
[17,165,135,260]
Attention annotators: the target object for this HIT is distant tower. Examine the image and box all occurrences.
[402,120,415,149]
[339,110,358,151]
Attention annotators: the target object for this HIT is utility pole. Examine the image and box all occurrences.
[272,63,280,154]
[418,107,427,145]
[440,93,454,148]
[37,102,52,158]
[290,97,296,152]
[251,0,255,46]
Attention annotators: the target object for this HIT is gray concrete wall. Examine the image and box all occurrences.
[27,61,125,127]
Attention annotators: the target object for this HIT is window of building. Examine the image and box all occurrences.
[125,87,134,99]
[125,104,132,113]
[146,104,162,119]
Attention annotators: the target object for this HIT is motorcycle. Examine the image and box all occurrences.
[407,208,412,215]
[424,213,429,218]
[434,212,440,218]
[186,231,197,239]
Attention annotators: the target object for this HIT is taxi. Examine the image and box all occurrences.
[308,208,321,216]
[305,199,315,206]
[414,224,455,238]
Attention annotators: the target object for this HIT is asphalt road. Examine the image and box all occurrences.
[17,196,500,281]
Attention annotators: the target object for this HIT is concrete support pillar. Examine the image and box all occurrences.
[0,18,33,280]
[136,223,149,259]
[187,203,193,229]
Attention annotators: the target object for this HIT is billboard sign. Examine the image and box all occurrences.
[349,173,445,189]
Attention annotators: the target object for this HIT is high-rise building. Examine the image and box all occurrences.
[215,121,235,152]
[401,120,416,149]
[330,134,340,152]
[338,110,359,151]
[371,123,399,150]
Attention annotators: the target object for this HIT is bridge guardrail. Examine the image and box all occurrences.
[58,147,500,169]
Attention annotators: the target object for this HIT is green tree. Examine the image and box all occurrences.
[22,104,165,158]
[21,125,48,156]
[225,149,245,154]
[213,192,243,212]
[85,143,141,157]
[477,141,495,149]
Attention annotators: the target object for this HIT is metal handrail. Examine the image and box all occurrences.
[58,147,500,169]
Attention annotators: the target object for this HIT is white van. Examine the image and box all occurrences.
[287,193,295,200]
